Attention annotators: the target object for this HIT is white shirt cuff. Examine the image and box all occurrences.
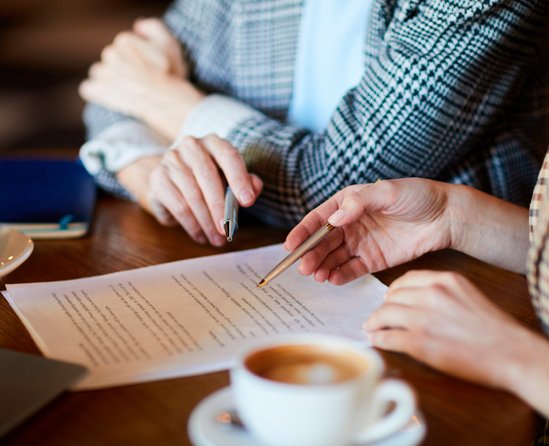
[175,94,261,143]
[80,121,169,175]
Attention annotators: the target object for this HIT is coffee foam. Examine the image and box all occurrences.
[245,344,368,385]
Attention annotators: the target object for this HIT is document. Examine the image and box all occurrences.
[3,244,387,389]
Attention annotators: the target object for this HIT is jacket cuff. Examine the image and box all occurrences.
[79,121,168,175]
[176,94,261,143]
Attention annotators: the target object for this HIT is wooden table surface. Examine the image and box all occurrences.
[0,192,540,446]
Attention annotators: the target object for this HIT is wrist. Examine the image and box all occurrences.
[116,155,162,207]
[446,184,480,253]
[496,325,549,402]
[445,184,528,273]
[142,78,205,140]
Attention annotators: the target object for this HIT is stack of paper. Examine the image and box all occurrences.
[3,244,387,389]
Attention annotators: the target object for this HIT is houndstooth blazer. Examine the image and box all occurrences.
[83,0,548,227]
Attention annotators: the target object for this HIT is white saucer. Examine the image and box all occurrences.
[188,387,426,446]
[0,228,34,278]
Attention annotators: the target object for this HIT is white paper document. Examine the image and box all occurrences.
[3,244,387,389]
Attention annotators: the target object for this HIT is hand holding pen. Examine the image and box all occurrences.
[148,135,262,246]
[272,179,452,287]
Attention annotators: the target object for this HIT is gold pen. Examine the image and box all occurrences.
[257,223,335,288]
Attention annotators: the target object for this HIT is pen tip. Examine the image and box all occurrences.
[257,279,266,288]
[224,220,237,242]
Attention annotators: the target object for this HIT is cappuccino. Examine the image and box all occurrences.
[231,335,416,446]
[245,344,368,385]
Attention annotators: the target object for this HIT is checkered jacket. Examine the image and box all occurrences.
[529,150,549,336]
[83,0,548,227]
[528,149,549,445]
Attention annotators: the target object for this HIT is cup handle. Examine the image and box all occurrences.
[353,379,416,444]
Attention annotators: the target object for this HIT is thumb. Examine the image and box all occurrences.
[134,18,186,78]
[134,18,173,48]
[250,174,264,197]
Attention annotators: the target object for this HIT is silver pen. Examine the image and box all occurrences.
[223,186,239,242]
[257,223,335,287]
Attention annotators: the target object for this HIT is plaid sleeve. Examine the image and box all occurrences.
[226,0,547,227]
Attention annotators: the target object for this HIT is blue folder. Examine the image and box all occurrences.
[0,158,96,238]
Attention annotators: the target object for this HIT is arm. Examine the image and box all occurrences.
[80,1,204,200]
[211,0,544,226]
[285,179,527,288]
[448,184,528,274]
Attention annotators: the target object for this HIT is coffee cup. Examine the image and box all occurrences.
[230,334,416,446]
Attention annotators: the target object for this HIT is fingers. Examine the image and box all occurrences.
[88,29,170,82]
[146,192,178,227]
[181,137,229,237]
[363,301,425,356]
[326,256,370,285]
[114,31,170,71]
[134,17,174,49]
[367,329,413,354]
[150,161,208,244]
[284,191,345,251]
[133,17,187,78]
[285,183,374,252]
[297,229,345,276]
[163,146,226,246]
[201,135,258,208]
[149,136,258,246]
[79,76,131,114]
[388,270,467,295]
[364,299,426,332]
[250,174,264,196]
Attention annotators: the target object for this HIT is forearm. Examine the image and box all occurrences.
[499,326,549,418]
[136,78,204,141]
[81,104,169,198]
[448,184,529,274]
[116,155,162,212]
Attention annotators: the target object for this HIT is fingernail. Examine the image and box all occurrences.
[239,190,254,206]
[328,210,345,226]
[196,235,207,244]
[219,218,225,232]
[213,235,225,247]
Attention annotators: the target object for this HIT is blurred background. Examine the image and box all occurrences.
[0,0,170,152]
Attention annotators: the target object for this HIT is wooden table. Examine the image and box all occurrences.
[0,193,540,446]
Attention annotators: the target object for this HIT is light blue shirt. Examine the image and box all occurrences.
[288,0,372,132]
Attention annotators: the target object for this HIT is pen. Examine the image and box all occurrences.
[257,222,335,287]
[223,186,239,242]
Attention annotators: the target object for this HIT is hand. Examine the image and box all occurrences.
[149,134,263,246]
[285,179,454,285]
[115,155,178,225]
[364,270,538,389]
[79,18,203,140]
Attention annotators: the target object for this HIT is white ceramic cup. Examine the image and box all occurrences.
[230,334,416,446]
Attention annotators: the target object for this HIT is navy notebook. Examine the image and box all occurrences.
[0,158,96,239]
